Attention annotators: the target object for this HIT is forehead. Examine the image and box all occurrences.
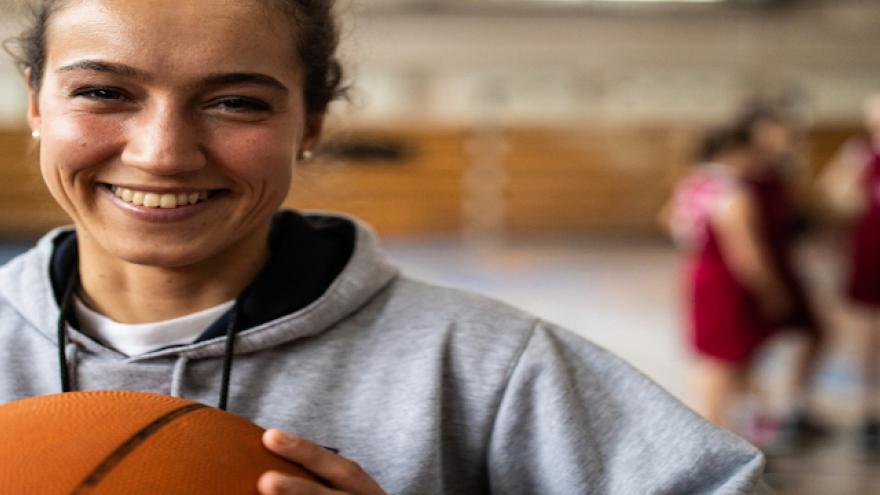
[45,0,299,81]
[754,119,787,135]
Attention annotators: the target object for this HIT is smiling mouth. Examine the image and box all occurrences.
[102,184,224,209]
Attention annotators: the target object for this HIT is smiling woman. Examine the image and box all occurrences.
[30,0,311,301]
[0,1,772,494]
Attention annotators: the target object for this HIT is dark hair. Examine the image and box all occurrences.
[4,0,345,117]
[731,104,788,143]
[696,126,750,163]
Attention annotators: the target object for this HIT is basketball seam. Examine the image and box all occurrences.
[70,402,208,494]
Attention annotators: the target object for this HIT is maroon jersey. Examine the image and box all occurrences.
[847,148,880,307]
[746,171,819,331]
[683,169,819,363]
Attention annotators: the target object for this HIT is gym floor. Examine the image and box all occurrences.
[2,234,878,494]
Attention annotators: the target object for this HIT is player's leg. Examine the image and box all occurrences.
[694,356,749,429]
[859,310,880,453]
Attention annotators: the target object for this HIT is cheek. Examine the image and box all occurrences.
[40,110,123,179]
[769,131,789,151]
[213,126,296,191]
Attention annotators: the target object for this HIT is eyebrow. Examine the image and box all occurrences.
[58,60,138,77]
[201,73,289,94]
[57,60,289,94]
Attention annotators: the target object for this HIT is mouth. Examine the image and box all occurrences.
[100,183,226,209]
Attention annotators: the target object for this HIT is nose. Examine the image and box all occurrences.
[121,102,206,175]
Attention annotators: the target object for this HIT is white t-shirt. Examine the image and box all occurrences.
[73,296,235,357]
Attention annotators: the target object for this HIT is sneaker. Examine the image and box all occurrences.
[859,418,880,455]
[743,412,779,447]
[771,411,830,453]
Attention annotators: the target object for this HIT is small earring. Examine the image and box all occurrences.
[300,150,313,160]
[31,130,41,140]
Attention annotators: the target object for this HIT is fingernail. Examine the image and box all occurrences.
[269,429,296,446]
[260,471,294,491]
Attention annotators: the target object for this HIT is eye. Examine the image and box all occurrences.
[211,97,271,113]
[72,87,130,101]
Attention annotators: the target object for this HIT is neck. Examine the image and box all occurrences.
[709,158,745,177]
[76,227,270,324]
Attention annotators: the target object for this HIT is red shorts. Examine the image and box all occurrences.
[688,259,820,364]
[847,214,880,307]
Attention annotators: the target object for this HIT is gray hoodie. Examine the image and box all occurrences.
[0,212,769,494]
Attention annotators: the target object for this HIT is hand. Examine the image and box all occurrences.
[257,429,388,495]
[759,287,791,324]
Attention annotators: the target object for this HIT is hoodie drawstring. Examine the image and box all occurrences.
[56,264,242,412]
[57,267,79,393]
[217,304,239,411]
[64,343,79,391]
[170,356,189,398]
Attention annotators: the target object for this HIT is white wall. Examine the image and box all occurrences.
[338,0,880,124]
[0,0,29,127]
[1,0,878,127]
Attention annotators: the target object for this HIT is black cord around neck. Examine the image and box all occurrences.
[56,262,241,412]
[217,304,239,411]
[57,265,79,393]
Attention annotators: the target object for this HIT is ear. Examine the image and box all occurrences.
[24,68,41,134]
[300,113,325,154]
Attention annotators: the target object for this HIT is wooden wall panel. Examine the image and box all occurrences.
[0,124,861,238]
[807,126,858,176]
[286,127,468,235]
[0,130,71,235]
[502,125,694,232]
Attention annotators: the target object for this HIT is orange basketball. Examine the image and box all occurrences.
[0,390,315,494]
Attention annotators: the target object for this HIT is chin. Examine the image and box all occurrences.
[107,240,218,270]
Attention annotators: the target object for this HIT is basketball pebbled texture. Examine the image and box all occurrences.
[0,390,314,494]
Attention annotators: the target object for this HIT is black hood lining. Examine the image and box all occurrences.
[49,210,355,344]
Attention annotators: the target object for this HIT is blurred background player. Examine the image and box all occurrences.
[662,126,766,431]
[736,107,827,447]
[662,108,826,446]
[819,93,880,453]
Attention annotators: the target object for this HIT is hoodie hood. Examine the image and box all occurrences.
[0,210,399,362]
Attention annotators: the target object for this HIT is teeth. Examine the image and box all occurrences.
[143,193,159,208]
[160,194,178,209]
[110,186,211,209]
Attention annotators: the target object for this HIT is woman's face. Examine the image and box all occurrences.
[28,0,316,269]
[751,120,792,167]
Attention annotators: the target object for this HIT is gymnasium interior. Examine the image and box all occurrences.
[2,0,879,492]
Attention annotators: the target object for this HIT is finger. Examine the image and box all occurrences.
[263,429,384,494]
[257,471,342,495]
